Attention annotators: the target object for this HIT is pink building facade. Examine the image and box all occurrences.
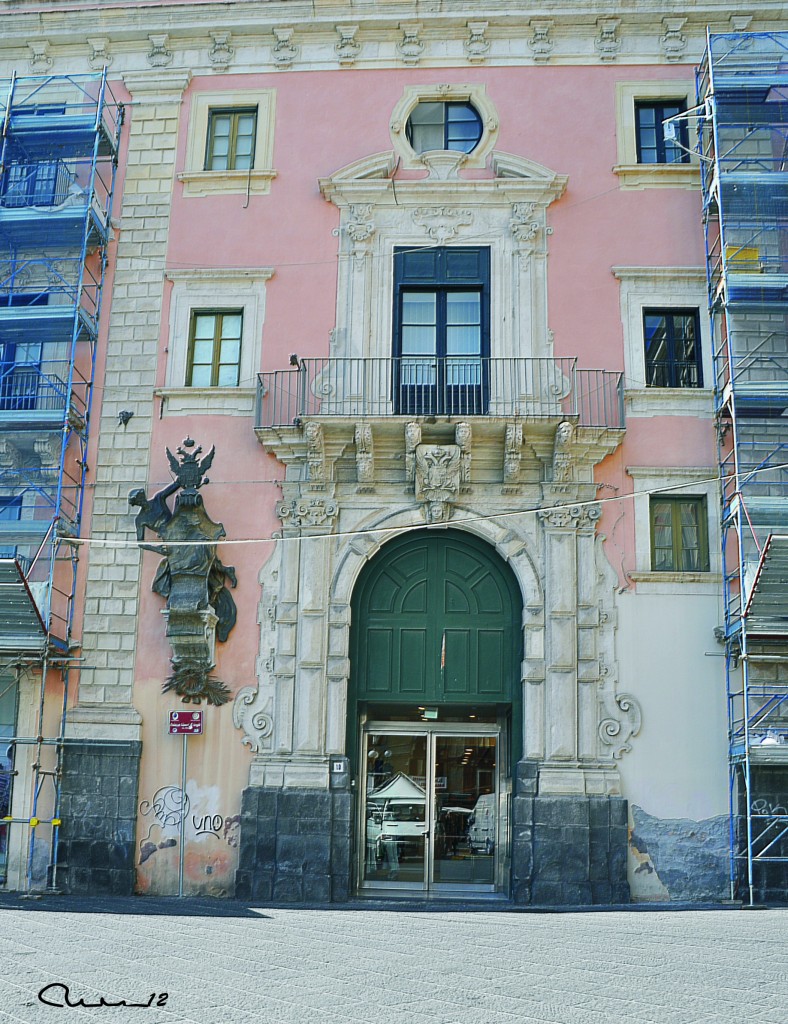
[2,2,786,904]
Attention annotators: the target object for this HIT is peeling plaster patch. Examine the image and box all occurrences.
[630,804,728,901]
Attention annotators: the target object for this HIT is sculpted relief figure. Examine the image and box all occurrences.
[551,419,575,490]
[415,444,461,523]
[130,438,237,706]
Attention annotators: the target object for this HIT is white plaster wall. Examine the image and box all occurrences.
[615,590,728,821]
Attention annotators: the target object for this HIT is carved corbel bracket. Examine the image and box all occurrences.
[272,27,299,68]
[336,24,361,67]
[502,422,523,494]
[354,423,375,493]
[304,421,327,491]
[661,18,687,63]
[550,420,575,492]
[87,37,112,70]
[595,18,621,62]
[0,439,24,475]
[209,31,234,71]
[28,41,52,72]
[147,34,173,68]
[464,22,490,64]
[455,422,472,493]
[404,421,421,493]
[528,20,554,63]
[398,22,424,65]
[34,433,63,469]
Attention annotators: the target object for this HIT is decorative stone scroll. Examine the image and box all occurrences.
[537,503,601,530]
[412,207,474,243]
[129,438,237,706]
[276,498,338,529]
[598,691,642,760]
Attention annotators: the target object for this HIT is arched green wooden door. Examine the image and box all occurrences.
[350,529,522,707]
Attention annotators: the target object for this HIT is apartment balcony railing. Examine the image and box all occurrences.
[257,357,624,429]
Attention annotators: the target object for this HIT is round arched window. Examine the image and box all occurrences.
[405,101,483,155]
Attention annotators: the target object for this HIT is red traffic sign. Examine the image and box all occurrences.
[168,710,203,735]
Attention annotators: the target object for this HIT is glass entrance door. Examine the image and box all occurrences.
[360,726,499,893]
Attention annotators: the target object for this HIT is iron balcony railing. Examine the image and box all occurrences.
[257,357,624,429]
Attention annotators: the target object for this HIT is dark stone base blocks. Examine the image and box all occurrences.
[511,760,630,906]
[57,740,142,896]
[235,786,353,902]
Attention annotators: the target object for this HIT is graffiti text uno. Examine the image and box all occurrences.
[193,813,226,837]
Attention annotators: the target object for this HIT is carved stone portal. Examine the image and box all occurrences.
[129,438,237,706]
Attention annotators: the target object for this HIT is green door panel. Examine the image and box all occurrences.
[350,529,522,706]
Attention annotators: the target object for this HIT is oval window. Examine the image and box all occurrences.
[405,101,483,155]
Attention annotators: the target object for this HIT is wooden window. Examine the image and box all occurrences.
[644,309,702,388]
[635,101,689,164]
[186,311,243,387]
[650,496,709,572]
[205,108,257,171]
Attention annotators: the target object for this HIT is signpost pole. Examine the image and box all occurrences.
[178,732,187,899]
[168,710,202,899]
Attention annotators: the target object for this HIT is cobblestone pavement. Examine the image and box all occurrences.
[0,897,786,1024]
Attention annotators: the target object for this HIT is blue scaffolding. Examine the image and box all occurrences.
[0,70,123,889]
[698,31,788,903]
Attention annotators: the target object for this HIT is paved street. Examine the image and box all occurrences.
[0,897,786,1024]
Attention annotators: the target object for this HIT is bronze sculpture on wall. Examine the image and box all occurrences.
[129,438,237,706]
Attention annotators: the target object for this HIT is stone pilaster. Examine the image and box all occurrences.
[70,71,191,740]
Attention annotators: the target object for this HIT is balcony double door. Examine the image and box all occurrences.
[360,724,501,895]
[394,246,490,416]
[396,290,488,415]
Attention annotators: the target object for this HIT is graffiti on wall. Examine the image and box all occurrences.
[138,785,239,865]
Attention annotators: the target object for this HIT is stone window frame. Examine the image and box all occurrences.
[613,266,713,419]
[627,465,721,594]
[319,150,568,391]
[178,89,276,197]
[160,267,274,417]
[613,81,701,190]
[390,84,498,171]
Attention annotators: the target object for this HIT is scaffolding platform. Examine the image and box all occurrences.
[699,30,788,903]
[0,69,123,891]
